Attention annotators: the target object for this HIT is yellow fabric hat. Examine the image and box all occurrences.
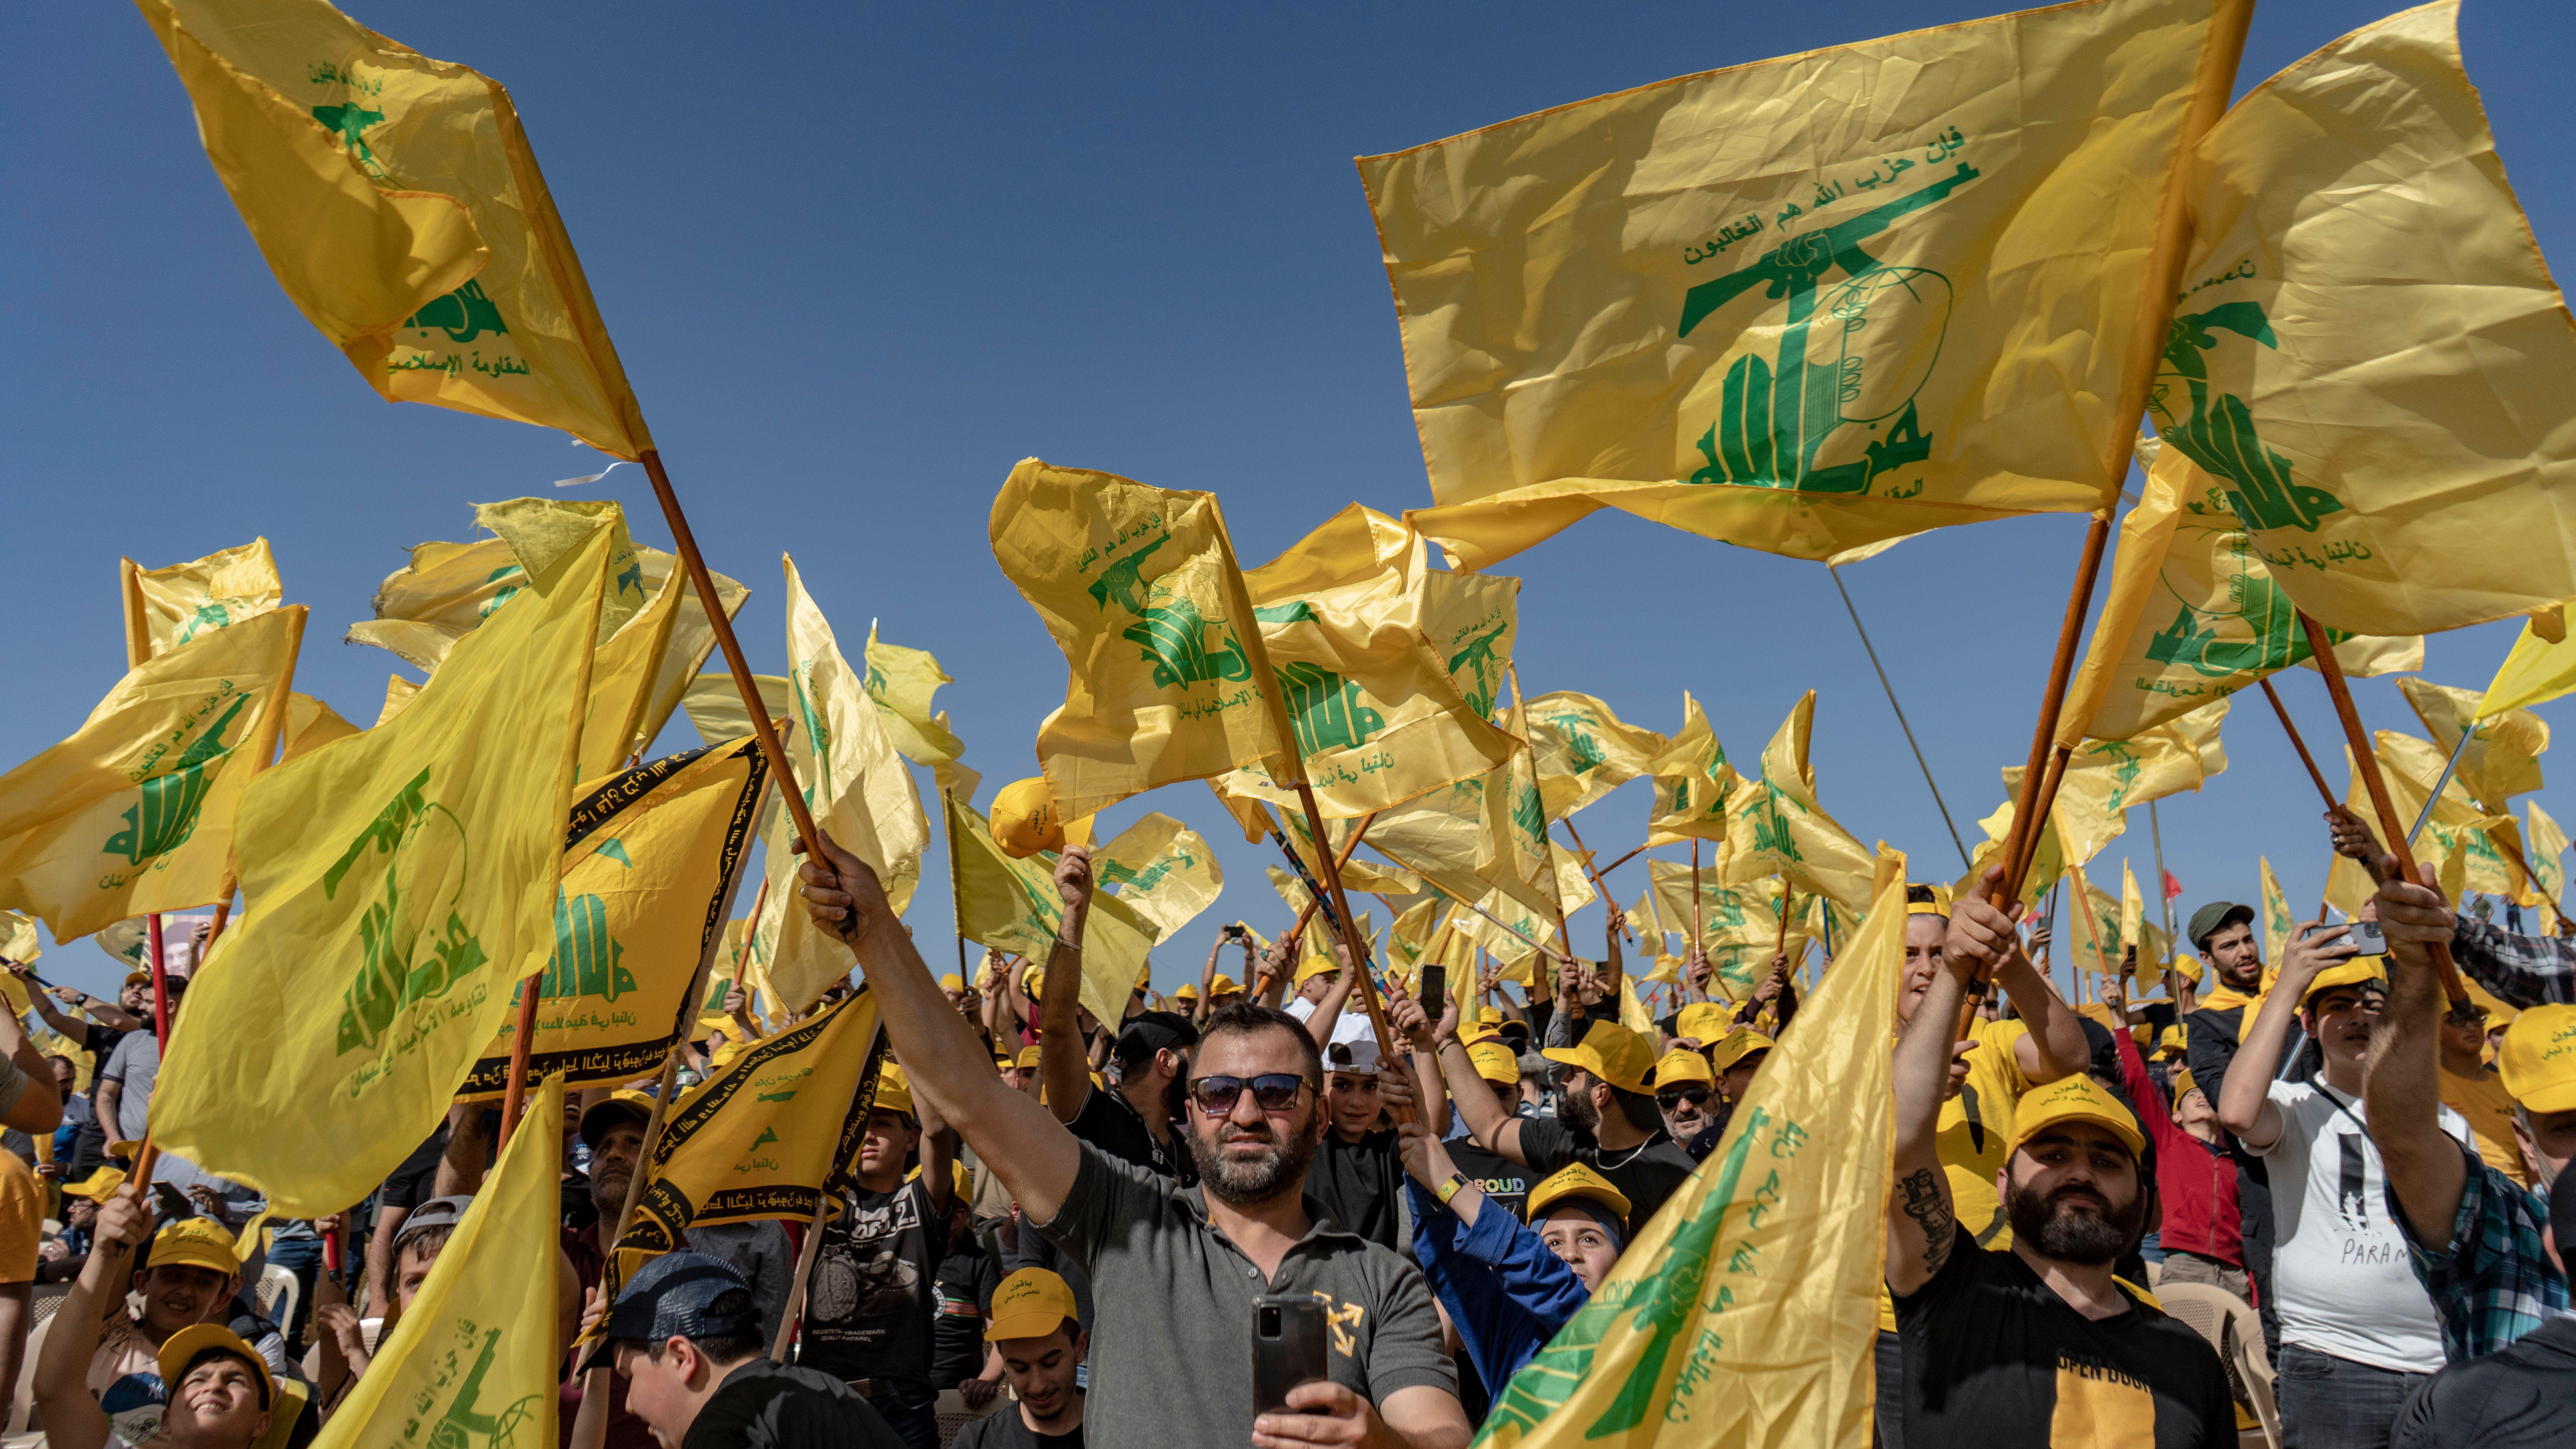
[578,1090,656,1151]
[710,1041,748,1072]
[2172,953,2204,984]
[151,1216,243,1278]
[906,1159,975,1201]
[1542,1020,1654,1095]
[1458,1021,1502,1048]
[66,1167,126,1201]
[1209,974,1242,996]
[1467,1041,1521,1086]
[1707,1028,1772,1075]
[872,1064,917,1121]
[124,970,152,990]
[1023,967,1045,999]
[985,1267,1081,1342]
[1476,1005,1504,1023]
[940,973,965,992]
[1527,1162,1632,1229]
[991,777,1066,859]
[2297,959,2388,1010]
[156,1323,280,1419]
[2007,1073,2146,1161]
[1294,954,1341,985]
[1649,1048,1713,1088]
[2170,1067,2200,1101]
[1904,884,1954,916]
[2497,1003,2576,1115]
[1173,983,1199,1000]
[1674,1002,1731,1044]
[2156,1025,2187,1057]
[1014,1045,1043,1070]
[1134,964,1152,990]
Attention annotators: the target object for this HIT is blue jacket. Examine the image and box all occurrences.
[1405,1178,1591,1400]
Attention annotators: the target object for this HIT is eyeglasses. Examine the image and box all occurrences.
[1656,1085,1712,1109]
[1187,1073,1312,1116]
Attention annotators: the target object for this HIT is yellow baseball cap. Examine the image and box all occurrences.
[151,1216,243,1278]
[124,970,152,991]
[1023,967,1046,999]
[1476,1005,1503,1024]
[2170,1067,2200,1101]
[1209,974,1242,996]
[2156,1025,2187,1057]
[985,1267,1080,1341]
[1467,1041,1521,1086]
[2007,1074,2146,1161]
[1014,1045,1043,1070]
[1527,1163,1632,1230]
[1648,1048,1713,1088]
[1173,983,1200,1000]
[1134,964,1152,990]
[2298,959,2388,1010]
[991,777,1066,859]
[1542,1020,1654,1095]
[1294,954,1340,985]
[871,1064,916,1121]
[1674,1002,1731,1044]
[2172,953,2205,984]
[156,1322,275,1412]
[65,1167,126,1201]
[906,1159,974,1201]
[1905,884,1954,916]
[1706,1028,1771,1075]
[940,973,965,992]
[2497,1003,2576,1114]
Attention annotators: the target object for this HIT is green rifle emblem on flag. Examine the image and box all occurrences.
[404,280,510,344]
[1447,623,1508,720]
[2150,301,2344,534]
[310,101,386,176]
[1123,596,1252,691]
[104,691,251,867]
[1276,662,1385,755]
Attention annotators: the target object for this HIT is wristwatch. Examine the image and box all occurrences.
[1435,1171,1471,1206]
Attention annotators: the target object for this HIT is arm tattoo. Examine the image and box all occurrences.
[1895,1167,1957,1273]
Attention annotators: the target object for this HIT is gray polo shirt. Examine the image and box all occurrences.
[1037,1141,1455,1443]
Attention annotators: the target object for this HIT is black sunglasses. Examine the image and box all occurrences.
[1188,1073,1313,1115]
[1656,1085,1713,1109]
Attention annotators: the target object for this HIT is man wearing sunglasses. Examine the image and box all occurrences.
[1647,1048,1718,1146]
[796,832,1468,1449]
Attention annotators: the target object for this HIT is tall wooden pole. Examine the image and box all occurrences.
[2296,613,2471,1009]
[495,981,545,1149]
[2259,678,2339,809]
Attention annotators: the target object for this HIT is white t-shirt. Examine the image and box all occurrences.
[2257,1077,2466,1372]
[1285,994,1372,1047]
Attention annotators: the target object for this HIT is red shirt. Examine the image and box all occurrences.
[559,1222,659,1449]
[2112,1023,2242,1266]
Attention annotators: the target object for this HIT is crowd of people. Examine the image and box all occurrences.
[0,798,2565,1449]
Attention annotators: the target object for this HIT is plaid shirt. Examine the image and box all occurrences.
[2390,1138,2569,1362]
[2451,916,2576,1006]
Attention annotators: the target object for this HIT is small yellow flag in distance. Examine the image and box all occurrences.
[122,538,283,663]
[135,0,653,458]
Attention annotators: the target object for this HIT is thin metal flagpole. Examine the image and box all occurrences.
[1831,564,1970,869]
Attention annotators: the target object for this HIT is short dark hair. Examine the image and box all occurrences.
[1198,1003,1323,1089]
[397,1226,456,1266]
[644,1288,765,1368]
[1905,884,1938,905]
[179,1345,269,1410]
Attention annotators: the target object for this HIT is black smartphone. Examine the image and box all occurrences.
[1251,1296,1329,1418]
[1224,924,1249,940]
[2348,919,2387,955]
[1419,964,1447,1020]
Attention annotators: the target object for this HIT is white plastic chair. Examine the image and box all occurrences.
[2153,1281,2277,1449]
[254,1262,297,1342]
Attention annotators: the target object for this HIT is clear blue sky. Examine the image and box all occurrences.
[8,0,2573,1005]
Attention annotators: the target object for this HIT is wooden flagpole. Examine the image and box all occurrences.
[1954,0,2257,1043]
[1253,817,1377,999]
[2296,613,2472,1009]
[2259,678,2339,810]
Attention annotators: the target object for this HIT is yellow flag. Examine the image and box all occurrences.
[683,673,793,747]
[1644,694,1738,847]
[2397,678,2548,814]
[991,459,1294,821]
[862,624,970,768]
[1722,694,1873,914]
[1958,797,2069,917]
[137,0,652,458]
[752,557,929,1014]
[946,795,1157,1029]
[1525,692,1668,822]
[2259,856,2296,970]
[1367,0,2222,570]
[122,539,283,662]
[2522,803,2567,911]
[629,551,751,758]
[2062,437,2419,743]
[2159,3,2576,636]
[152,525,609,1216]
[279,693,361,767]
[2478,602,2576,719]
[611,989,888,1298]
[2004,725,2209,867]
[0,607,305,940]
[0,912,37,967]
[700,920,752,1034]
[2121,859,2167,992]
[457,738,768,1096]
[1483,682,1560,920]
[312,1073,562,1449]
[346,538,529,674]
[475,500,650,643]
[573,569,685,784]
[2378,733,2522,897]
[377,675,421,727]
[1646,863,1790,1000]
[1476,870,1904,1445]
[1095,813,1223,939]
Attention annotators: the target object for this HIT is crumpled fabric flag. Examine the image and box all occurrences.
[457,737,767,1097]
[992,459,1293,822]
[1957,797,2069,918]
[1645,694,1737,848]
[0,912,37,967]
[1214,504,1518,821]
[2397,678,2547,815]
[279,693,361,766]
[2477,601,2576,719]
[1524,691,1668,822]
[1095,812,1223,940]
[2118,859,2168,991]
[2004,723,2211,867]
[1474,868,1904,1446]
[308,1073,563,1449]
[0,607,305,940]
[2521,803,2568,913]
[947,794,1156,1030]
[2062,436,2419,743]
[1367,0,2223,570]
[608,988,889,1303]
[749,557,928,1015]
[136,0,652,458]
[862,623,971,778]
[2259,856,2295,972]
[345,538,528,674]
[152,523,609,1216]
[122,539,282,662]
[2378,731,2524,898]
[2155,2,2576,636]
[1722,694,1873,915]
[1645,863,1793,1001]
[683,672,792,748]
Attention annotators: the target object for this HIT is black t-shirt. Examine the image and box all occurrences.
[682,1359,905,1449]
[1895,1246,2233,1449]
[799,1178,948,1389]
[1065,1085,1192,1185]
[1513,1117,1697,1232]
[1309,1128,1405,1249]
[2390,1318,2576,1449]
[1444,1139,1533,1222]
[69,1022,128,1173]
[929,1242,1002,1388]
[951,1408,1085,1449]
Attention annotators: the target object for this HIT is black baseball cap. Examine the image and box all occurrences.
[578,1252,760,1371]
[1114,1011,1199,1067]
[2186,901,2255,949]
[391,1195,472,1256]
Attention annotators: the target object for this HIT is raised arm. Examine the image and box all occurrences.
[1890,883,2013,1295]
[2103,976,2186,1157]
[1388,988,1456,1140]
[0,1011,60,1134]
[36,1189,155,1449]
[798,833,1082,1224]
[2218,921,2350,1151]
[1255,931,1295,1009]
[1038,849,1096,1124]
[2368,868,2471,1251]
[1304,942,1359,1051]
[14,971,93,1041]
[1433,1022,1525,1166]
[1993,925,2085,1088]
[1195,935,1226,1027]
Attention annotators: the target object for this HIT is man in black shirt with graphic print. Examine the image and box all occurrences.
[796,1067,953,1449]
[1888,873,2232,1449]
